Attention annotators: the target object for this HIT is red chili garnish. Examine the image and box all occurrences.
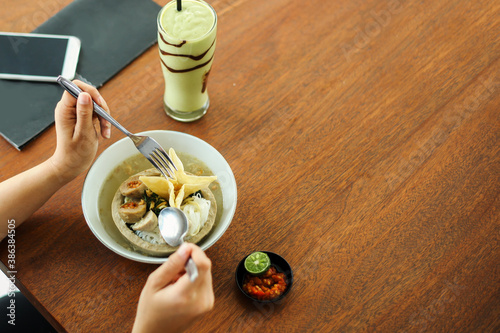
[127,180,142,189]
[121,199,144,209]
[242,266,287,300]
[121,202,139,209]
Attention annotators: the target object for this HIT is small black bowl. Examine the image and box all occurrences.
[235,251,293,303]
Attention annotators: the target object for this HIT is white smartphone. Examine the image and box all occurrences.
[0,32,81,82]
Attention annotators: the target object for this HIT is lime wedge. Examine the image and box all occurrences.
[244,252,271,275]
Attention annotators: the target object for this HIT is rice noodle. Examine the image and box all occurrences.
[182,193,211,237]
[135,229,165,244]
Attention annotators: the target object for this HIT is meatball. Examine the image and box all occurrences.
[119,176,147,198]
[119,199,146,223]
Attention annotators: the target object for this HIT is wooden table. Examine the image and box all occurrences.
[1,0,499,331]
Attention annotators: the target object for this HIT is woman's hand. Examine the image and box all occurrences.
[132,243,214,333]
[49,80,111,183]
[0,81,111,238]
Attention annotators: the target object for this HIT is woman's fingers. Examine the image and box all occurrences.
[147,243,192,291]
[97,96,111,139]
[74,93,96,141]
[66,80,111,139]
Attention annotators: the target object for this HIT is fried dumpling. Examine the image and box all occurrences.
[139,148,216,208]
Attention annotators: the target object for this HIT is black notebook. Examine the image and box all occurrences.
[0,0,161,150]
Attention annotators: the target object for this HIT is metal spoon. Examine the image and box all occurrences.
[158,207,198,282]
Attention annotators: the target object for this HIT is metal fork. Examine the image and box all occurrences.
[57,76,176,178]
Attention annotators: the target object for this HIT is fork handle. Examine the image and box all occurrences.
[56,76,133,138]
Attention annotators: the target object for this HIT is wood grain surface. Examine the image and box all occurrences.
[1,0,499,332]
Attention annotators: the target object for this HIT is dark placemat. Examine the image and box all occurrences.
[0,0,161,150]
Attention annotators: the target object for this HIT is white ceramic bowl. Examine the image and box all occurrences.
[81,130,237,264]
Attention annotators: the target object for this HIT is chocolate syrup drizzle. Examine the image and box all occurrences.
[159,34,216,73]
[160,53,214,73]
[159,33,187,48]
[160,38,216,61]
[201,69,211,93]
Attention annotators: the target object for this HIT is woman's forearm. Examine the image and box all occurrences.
[0,159,69,240]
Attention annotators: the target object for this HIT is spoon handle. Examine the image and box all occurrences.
[186,258,198,282]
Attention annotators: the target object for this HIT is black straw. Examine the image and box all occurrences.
[177,0,182,11]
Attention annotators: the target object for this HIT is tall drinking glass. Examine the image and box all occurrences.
[157,0,217,122]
